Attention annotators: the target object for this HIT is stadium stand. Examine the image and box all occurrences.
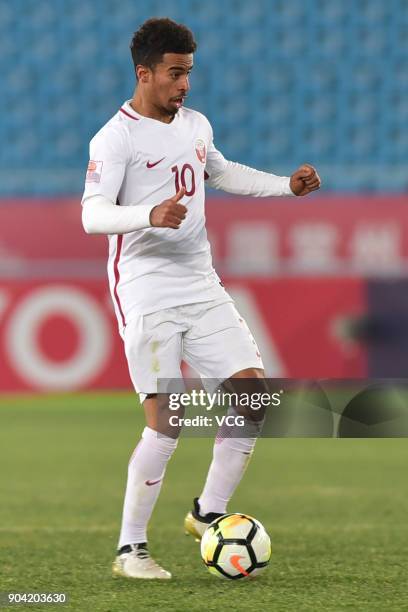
[0,0,407,194]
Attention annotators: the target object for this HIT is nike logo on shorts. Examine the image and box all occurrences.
[146,158,165,168]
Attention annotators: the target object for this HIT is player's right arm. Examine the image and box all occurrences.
[81,126,187,234]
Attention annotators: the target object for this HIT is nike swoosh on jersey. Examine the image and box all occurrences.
[146,157,165,168]
[230,554,249,576]
[145,478,162,486]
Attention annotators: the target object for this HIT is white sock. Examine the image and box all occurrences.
[198,413,262,515]
[118,427,178,547]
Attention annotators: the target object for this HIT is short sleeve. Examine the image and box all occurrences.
[81,125,129,204]
[204,120,228,181]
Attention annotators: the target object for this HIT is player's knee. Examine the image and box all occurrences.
[221,376,268,423]
[230,367,265,379]
[142,426,179,452]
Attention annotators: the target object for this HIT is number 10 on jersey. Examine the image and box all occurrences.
[171,164,196,196]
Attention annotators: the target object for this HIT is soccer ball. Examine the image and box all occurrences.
[200,513,271,579]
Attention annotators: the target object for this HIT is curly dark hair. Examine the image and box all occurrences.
[130,18,197,73]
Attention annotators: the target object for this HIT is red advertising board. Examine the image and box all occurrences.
[0,196,407,276]
[0,278,366,392]
[1,195,387,390]
[207,195,408,276]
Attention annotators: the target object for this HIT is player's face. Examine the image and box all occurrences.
[149,53,193,116]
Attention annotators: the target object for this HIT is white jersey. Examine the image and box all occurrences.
[82,100,231,329]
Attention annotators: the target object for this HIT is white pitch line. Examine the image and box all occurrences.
[0,526,117,533]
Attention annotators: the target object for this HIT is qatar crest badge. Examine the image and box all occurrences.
[195,138,206,164]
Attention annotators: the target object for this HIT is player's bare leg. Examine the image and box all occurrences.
[113,396,183,580]
[185,368,265,540]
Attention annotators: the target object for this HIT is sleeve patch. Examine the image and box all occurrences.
[86,160,103,183]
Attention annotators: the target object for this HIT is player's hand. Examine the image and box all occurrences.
[289,164,321,196]
[149,187,187,229]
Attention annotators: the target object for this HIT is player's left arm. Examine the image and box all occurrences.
[205,140,321,197]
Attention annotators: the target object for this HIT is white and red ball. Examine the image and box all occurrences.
[200,513,271,579]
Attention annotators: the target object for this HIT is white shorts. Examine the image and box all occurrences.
[123,298,264,400]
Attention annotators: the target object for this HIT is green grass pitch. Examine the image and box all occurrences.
[1,393,407,611]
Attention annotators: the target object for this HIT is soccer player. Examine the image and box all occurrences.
[81,18,321,580]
